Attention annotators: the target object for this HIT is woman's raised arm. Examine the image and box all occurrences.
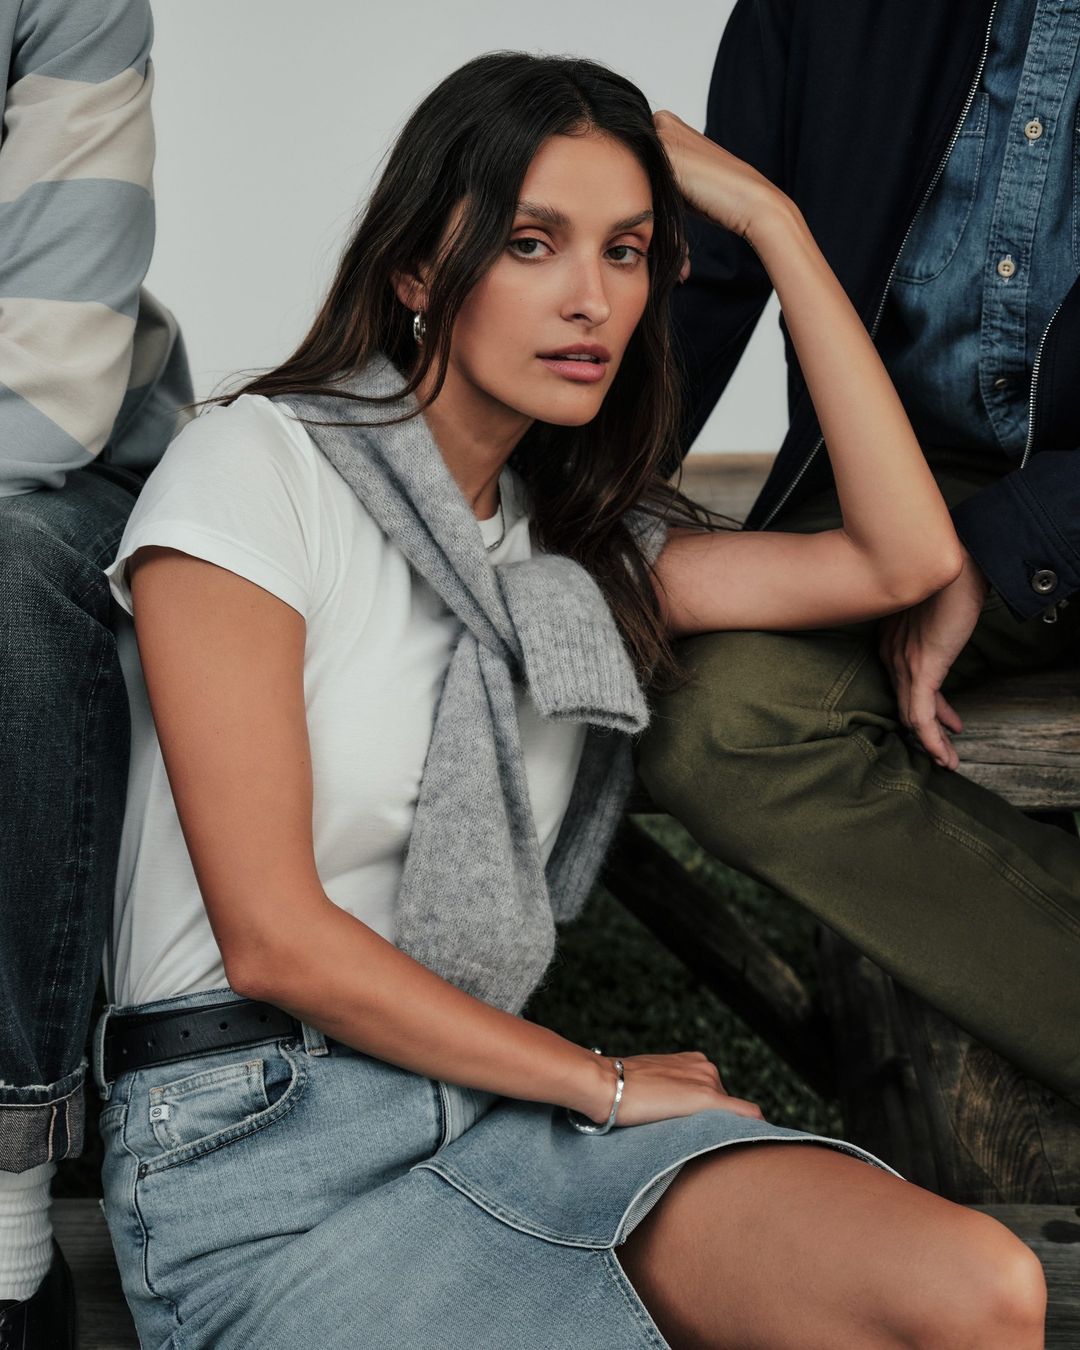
[127,545,763,1130]
[652,112,963,635]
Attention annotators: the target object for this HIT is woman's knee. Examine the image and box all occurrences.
[899,1211,1047,1349]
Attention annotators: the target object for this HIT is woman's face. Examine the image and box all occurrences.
[436,130,655,432]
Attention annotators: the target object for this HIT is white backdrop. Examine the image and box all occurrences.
[145,1,787,453]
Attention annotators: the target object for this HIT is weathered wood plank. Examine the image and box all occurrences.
[53,1198,137,1349]
[951,668,1080,811]
[894,986,1080,1205]
[956,761,1080,811]
[815,926,938,1190]
[602,816,834,1097]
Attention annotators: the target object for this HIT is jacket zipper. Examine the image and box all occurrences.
[1020,297,1065,468]
[760,1,999,529]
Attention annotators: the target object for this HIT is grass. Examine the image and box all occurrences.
[55,818,840,1199]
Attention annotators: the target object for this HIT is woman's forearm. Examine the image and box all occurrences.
[747,199,962,587]
[228,888,615,1122]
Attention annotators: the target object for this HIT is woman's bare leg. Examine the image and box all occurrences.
[617,1142,1046,1350]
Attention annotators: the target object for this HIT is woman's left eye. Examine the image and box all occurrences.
[607,245,647,267]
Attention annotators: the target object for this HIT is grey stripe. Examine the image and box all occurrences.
[104,335,195,474]
[0,179,153,318]
[13,0,152,84]
[0,380,92,494]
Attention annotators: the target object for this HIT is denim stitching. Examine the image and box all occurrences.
[417,1132,897,1249]
[119,1091,183,1330]
[0,1078,83,1107]
[601,1249,671,1349]
[895,91,989,285]
[138,1042,308,1177]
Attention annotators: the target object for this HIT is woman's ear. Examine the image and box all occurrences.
[391,268,428,313]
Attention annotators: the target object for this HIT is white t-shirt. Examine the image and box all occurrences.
[104,394,587,1007]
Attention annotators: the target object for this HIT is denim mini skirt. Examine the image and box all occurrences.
[93,988,899,1349]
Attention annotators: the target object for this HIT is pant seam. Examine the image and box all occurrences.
[852,732,1080,940]
[602,1249,670,1349]
[119,1095,184,1332]
[820,640,878,735]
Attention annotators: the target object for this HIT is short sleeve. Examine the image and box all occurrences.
[106,395,321,618]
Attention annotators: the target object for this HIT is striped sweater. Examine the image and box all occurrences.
[0,0,190,497]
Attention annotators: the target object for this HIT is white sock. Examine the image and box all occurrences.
[0,1161,55,1302]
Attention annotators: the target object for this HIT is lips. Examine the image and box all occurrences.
[537,343,611,384]
[537,343,611,363]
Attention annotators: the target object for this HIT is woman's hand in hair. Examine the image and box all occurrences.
[587,1050,765,1127]
[653,109,788,244]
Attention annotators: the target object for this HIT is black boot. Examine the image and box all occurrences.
[0,1240,77,1349]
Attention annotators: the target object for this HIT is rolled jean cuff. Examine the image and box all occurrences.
[0,1059,86,1171]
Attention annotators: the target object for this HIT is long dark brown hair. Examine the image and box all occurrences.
[216,52,725,690]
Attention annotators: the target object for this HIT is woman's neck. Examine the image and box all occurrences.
[417,362,531,520]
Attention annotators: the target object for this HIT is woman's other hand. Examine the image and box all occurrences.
[582,1050,765,1127]
[653,109,786,242]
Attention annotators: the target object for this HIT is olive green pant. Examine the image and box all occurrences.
[637,449,1080,1103]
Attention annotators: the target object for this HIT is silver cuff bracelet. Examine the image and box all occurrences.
[566,1047,625,1136]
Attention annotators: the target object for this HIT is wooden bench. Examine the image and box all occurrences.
[605,451,1080,1343]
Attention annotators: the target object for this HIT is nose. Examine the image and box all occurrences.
[561,255,612,328]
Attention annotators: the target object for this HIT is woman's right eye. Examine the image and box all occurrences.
[508,236,551,260]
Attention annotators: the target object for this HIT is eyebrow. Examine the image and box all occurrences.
[515,200,654,233]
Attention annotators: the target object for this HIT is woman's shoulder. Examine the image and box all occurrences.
[156,393,323,489]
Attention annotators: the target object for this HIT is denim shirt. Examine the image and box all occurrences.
[882,0,1080,457]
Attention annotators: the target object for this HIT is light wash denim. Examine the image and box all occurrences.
[94,988,897,1349]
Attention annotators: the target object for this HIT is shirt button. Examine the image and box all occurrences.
[1031,568,1058,594]
[1024,117,1044,140]
[997,255,1017,279]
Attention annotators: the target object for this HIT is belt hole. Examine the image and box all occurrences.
[219,1021,228,1030]
[258,1014,268,1023]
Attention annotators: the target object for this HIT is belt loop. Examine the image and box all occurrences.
[301,1022,328,1057]
[92,1005,116,1101]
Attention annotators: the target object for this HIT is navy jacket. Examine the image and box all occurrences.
[673,0,1080,622]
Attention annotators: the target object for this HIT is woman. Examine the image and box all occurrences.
[94,53,1046,1349]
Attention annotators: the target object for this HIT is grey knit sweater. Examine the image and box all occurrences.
[279,357,663,1013]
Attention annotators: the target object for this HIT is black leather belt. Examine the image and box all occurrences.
[102,998,302,1083]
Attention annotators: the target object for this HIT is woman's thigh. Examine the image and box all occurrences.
[616,1141,1046,1350]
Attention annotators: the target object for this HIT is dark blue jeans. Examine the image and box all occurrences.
[0,462,141,1172]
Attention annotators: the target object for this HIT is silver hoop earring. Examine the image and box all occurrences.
[412,310,426,345]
